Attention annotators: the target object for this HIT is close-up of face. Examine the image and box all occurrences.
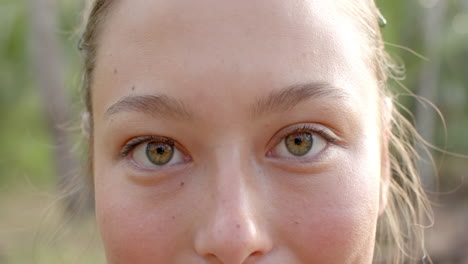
[90,0,388,263]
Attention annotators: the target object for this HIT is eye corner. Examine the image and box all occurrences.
[265,149,274,158]
[118,135,155,158]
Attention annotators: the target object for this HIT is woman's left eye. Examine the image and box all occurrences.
[271,130,328,159]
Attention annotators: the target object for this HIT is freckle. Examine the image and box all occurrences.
[236,224,240,229]
[172,216,176,220]
[294,221,300,225]
[113,68,118,74]
[131,85,135,91]
[180,181,185,187]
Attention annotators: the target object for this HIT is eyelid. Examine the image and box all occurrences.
[267,123,344,153]
[118,135,193,175]
[119,135,181,158]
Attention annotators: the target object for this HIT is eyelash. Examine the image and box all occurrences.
[118,124,341,159]
[119,136,175,158]
[274,123,339,146]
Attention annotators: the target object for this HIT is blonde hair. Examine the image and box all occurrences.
[78,0,433,263]
[344,1,433,263]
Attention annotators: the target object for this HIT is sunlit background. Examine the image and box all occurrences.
[1,0,467,263]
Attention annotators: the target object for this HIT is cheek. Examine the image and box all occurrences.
[95,190,191,263]
[273,150,381,262]
[93,159,188,263]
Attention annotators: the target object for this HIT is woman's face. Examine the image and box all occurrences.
[92,0,386,263]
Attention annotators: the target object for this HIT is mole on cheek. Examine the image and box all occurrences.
[113,68,118,74]
[131,85,135,91]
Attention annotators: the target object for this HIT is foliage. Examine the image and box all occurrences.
[0,0,82,186]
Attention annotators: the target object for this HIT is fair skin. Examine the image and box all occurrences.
[91,0,387,263]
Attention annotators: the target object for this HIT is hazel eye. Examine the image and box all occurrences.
[285,132,313,156]
[132,140,185,168]
[146,142,174,165]
[272,131,328,159]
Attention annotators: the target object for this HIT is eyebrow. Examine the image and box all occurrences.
[104,82,349,121]
[105,94,192,120]
[251,82,350,117]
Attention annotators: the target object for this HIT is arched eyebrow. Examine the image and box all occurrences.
[104,82,350,121]
[105,94,192,120]
[251,82,350,118]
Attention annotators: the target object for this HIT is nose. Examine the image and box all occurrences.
[194,149,272,263]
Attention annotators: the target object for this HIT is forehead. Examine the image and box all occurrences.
[93,0,377,120]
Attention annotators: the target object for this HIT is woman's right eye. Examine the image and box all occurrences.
[124,138,187,169]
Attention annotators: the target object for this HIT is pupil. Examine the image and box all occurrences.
[294,137,303,145]
[146,142,174,166]
[156,146,165,154]
[285,133,313,157]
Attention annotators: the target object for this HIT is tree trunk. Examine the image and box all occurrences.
[415,1,447,191]
[29,0,88,214]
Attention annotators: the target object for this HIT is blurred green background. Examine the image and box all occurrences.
[0,0,467,263]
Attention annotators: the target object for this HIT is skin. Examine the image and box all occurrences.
[91,0,388,263]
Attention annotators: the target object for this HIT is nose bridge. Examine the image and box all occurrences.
[213,141,250,197]
[194,142,272,263]
[212,151,254,232]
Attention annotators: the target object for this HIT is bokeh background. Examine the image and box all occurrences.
[0,0,467,263]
